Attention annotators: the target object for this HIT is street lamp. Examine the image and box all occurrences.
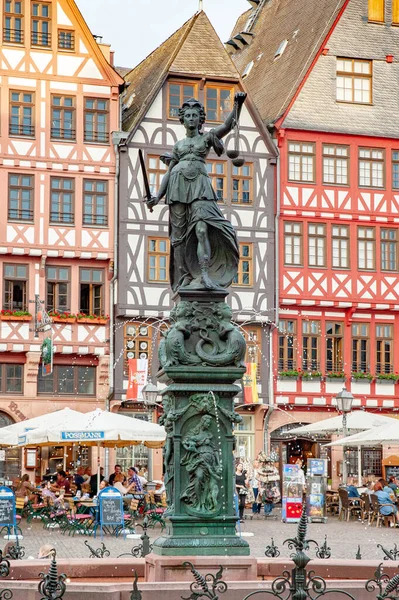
[335,387,354,484]
[141,380,159,408]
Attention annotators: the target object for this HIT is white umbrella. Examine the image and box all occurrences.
[0,408,83,447]
[20,409,166,492]
[288,412,396,436]
[326,419,399,447]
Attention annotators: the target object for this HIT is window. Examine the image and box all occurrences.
[148,238,169,282]
[368,0,384,22]
[308,223,326,267]
[393,0,399,23]
[232,163,252,204]
[51,95,75,140]
[284,222,302,265]
[84,98,109,143]
[4,0,23,44]
[168,82,197,118]
[9,91,34,136]
[8,174,33,221]
[392,151,399,189]
[351,323,369,372]
[4,264,27,310]
[323,145,349,185]
[205,86,233,122]
[381,229,398,271]
[50,177,74,224]
[358,227,376,269]
[376,324,393,374]
[326,322,344,373]
[206,161,225,202]
[332,225,349,268]
[278,320,296,371]
[83,180,108,226]
[362,448,382,477]
[336,58,372,103]
[46,266,70,312]
[244,328,261,380]
[359,148,384,188]
[31,2,51,47]
[124,323,153,375]
[79,268,104,316]
[58,29,74,50]
[233,243,253,286]
[0,364,23,394]
[302,320,320,371]
[38,365,96,395]
[288,142,315,182]
[148,156,167,196]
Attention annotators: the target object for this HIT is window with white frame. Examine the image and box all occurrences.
[332,225,349,269]
[359,148,384,188]
[288,142,315,182]
[336,58,372,104]
[284,222,302,265]
[358,227,375,270]
[323,145,349,185]
[308,223,326,267]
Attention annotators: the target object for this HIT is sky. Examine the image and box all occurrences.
[75,0,249,68]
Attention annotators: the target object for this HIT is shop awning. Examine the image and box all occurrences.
[287,412,396,437]
[0,408,83,447]
[326,419,399,447]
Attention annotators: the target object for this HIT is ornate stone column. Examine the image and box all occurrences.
[152,290,249,556]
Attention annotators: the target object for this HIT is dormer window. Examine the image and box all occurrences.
[31,1,51,48]
[368,0,384,22]
[336,58,372,104]
[275,40,288,60]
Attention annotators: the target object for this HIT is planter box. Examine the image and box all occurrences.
[376,379,397,385]
[302,377,322,382]
[278,376,298,381]
[326,377,345,383]
[351,377,373,383]
[77,318,107,325]
[0,315,31,321]
[51,317,76,323]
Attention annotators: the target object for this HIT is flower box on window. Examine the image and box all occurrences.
[375,373,399,384]
[301,371,322,381]
[351,372,373,382]
[0,310,32,321]
[48,311,76,324]
[278,370,300,381]
[76,313,108,325]
[325,372,346,383]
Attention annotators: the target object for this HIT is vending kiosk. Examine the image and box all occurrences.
[306,458,328,523]
[282,464,305,523]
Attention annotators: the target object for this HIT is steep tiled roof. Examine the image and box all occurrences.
[115,66,132,78]
[230,0,347,125]
[122,11,240,134]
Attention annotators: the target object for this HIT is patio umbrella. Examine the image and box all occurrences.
[326,419,399,447]
[20,409,166,492]
[0,408,83,447]
[288,412,396,436]
[288,412,396,485]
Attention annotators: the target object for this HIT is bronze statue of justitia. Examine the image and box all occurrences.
[146,92,247,292]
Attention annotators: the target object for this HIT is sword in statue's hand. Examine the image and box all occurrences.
[138,149,155,213]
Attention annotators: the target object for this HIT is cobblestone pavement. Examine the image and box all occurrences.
[6,509,398,561]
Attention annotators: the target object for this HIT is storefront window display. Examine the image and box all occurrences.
[234,415,255,461]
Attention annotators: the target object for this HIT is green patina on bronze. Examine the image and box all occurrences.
[147,93,250,555]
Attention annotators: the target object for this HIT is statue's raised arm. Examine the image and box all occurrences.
[144,92,247,292]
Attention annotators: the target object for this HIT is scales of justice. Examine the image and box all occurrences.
[139,92,251,556]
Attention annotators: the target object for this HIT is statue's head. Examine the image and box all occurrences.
[216,303,232,320]
[201,414,212,429]
[179,98,206,132]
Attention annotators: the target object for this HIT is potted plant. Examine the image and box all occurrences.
[301,371,322,380]
[278,369,300,381]
[325,371,346,382]
[351,372,373,382]
[48,310,76,324]
[76,312,109,325]
[375,373,399,384]
[0,309,32,321]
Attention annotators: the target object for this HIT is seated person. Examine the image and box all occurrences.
[113,473,141,496]
[80,482,91,500]
[89,467,105,497]
[50,470,71,494]
[374,481,399,525]
[74,467,85,491]
[388,476,399,492]
[346,479,360,498]
[15,474,37,504]
[379,478,396,501]
[127,467,143,493]
[109,465,126,487]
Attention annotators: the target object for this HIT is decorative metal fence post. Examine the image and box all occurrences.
[315,536,331,560]
[182,562,227,600]
[365,563,399,600]
[5,539,25,560]
[118,516,153,558]
[84,540,110,559]
[38,551,67,600]
[0,549,12,599]
[265,538,280,558]
[377,544,399,562]
[130,570,142,600]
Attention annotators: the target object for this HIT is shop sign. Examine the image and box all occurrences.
[61,431,105,440]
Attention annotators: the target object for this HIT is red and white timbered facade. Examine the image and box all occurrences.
[0,0,122,444]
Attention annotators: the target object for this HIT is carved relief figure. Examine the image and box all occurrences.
[195,303,246,367]
[181,415,222,514]
[158,302,200,367]
[146,93,247,291]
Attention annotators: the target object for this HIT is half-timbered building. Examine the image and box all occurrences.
[231,0,399,484]
[115,10,277,473]
[0,0,122,477]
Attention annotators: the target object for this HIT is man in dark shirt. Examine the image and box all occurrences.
[89,467,104,497]
[109,464,126,487]
[74,467,85,491]
[51,470,71,494]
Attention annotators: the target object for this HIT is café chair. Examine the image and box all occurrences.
[338,488,362,521]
